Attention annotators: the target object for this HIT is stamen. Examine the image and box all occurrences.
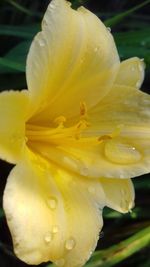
[110,124,124,138]
[98,135,112,142]
[75,120,89,140]
[54,116,66,128]
[98,125,124,142]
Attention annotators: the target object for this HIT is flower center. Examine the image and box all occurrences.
[26,102,97,147]
[26,117,90,146]
[25,104,142,171]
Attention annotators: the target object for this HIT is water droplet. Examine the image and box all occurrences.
[50,3,56,9]
[88,186,95,194]
[39,39,45,47]
[104,140,142,164]
[55,258,65,267]
[107,27,111,32]
[80,166,89,176]
[136,80,141,88]
[65,238,76,250]
[52,225,59,234]
[138,63,144,72]
[94,47,98,52]
[121,188,126,196]
[44,232,52,243]
[42,18,48,28]
[47,197,57,210]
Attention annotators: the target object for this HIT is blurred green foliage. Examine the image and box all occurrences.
[0,0,150,267]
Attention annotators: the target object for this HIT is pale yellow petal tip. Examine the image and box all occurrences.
[14,248,43,265]
[115,57,145,88]
[135,57,145,88]
[122,200,135,214]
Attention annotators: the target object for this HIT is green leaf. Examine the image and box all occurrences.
[0,24,40,38]
[0,41,31,73]
[6,0,42,18]
[105,0,150,27]
[86,226,150,267]
[0,57,25,72]
[114,29,150,68]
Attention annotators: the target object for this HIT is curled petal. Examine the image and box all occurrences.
[84,85,150,178]
[115,57,145,88]
[100,178,135,213]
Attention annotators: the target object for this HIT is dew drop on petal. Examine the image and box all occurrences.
[104,140,142,164]
[50,3,55,9]
[47,197,57,210]
[88,186,95,194]
[80,166,89,176]
[42,18,48,28]
[120,188,126,196]
[138,63,143,72]
[136,80,141,88]
[52,225,59,234]
[107,27,111,32]
[39,39,45,47]
[94,47,98,52]
[44,232,52,243]
[65,238,76,250]
[140,58,144,62]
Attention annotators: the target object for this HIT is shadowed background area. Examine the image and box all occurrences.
[0,0,150,267]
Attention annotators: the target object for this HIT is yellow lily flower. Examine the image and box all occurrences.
[1,0,150,266]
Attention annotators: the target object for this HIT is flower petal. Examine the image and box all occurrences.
[115,57,145,88]
[3,149,105,266]
[0,90,29,163]
[83,85,150,178]
[26,0,119,122]
[100,178,135,213]
[34,85,150,179]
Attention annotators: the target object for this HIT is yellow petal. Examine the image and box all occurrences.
[100,178,135,213]
[115,57,145,88]
[0,90,29,163]
[3,149,105,266]
[85,85,150,178]
[26,0,119,122]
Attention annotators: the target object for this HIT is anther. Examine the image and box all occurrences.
[54,116,66,127]
[98,135,112,142]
